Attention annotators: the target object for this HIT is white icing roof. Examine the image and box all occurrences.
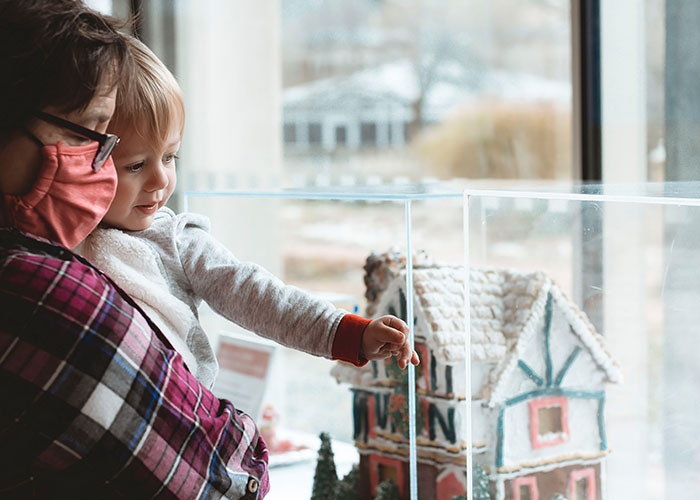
[375,266,553,364]
[334,256,622,405]
[372,265,621,396]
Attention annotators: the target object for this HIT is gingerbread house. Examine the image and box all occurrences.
[332,251,622,500]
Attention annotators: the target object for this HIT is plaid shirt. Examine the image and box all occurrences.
[0,228,269,499]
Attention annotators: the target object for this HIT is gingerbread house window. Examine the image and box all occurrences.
[538,406,562,434]
[369,455,405,498]
[528,396,570,448]
[378,463,398,485]
[568,467,596,500]
[513,476,539,500]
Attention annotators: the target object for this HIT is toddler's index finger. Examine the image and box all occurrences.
[386,315,410,335]
[379,323,405,345]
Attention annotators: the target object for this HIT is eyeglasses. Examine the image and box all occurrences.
[32,110,120,171]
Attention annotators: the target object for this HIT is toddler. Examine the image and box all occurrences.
[77,38,418,389]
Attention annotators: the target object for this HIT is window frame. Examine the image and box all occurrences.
[512,475,539,500]
[369,454,405,498]
[528,396,571,449]
[568,467,596,500]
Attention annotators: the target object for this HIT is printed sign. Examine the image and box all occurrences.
[213,330,277,421]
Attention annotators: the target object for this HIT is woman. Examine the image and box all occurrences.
[0,1,268,498]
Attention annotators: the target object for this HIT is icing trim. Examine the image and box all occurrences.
[375,393,390,430]
[430,350,437,391]
[353,390,369,442]
[497,388,605,467]
[488,282,622,407]
[544,293,554,386]
[555,345,582,386]
[597,395,607,450]
[445,364,453,394]
[518,360,544,387]
[528,396,570,449]
[356,441,468,467]
[496,451,607,475]
[428,404,456,443]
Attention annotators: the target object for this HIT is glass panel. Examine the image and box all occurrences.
[520,484,533,500]
[409,197,466,499]
[185,188,465,500]
[181,182,700,498]
[468,184,700,500]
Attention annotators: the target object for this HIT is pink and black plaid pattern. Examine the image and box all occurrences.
[0,229,269,499]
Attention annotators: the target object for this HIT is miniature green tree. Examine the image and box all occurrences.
[450,463,490,500]
[472,462,491,500]
[374,479,400,500]
[335,464,360,500]
[311,432,337,500]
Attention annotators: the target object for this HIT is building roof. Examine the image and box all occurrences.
[283,59,570,121]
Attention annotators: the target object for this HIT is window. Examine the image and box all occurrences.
[575,479,587,499]
[283,123,296,144]
[538,405,563,435]
[360,122,377,147]
[281,1,572,185]
[335,125,347,147]
[520,485,532,500]
[378,463,398,485]
[513,476,539,500]
[369,455,405,498]
[568,467,595,500]
[388,121,407,146]
[528,396,570,448]
[308,122,322,146]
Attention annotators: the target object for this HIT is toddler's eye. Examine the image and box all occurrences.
[163,154,179,164]
[125,161,144,173]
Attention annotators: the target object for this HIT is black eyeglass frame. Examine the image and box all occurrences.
[32,110,119,171]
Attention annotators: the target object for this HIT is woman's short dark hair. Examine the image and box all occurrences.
[0,0,134,137]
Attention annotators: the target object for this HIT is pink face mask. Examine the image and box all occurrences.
[3,141,117,249]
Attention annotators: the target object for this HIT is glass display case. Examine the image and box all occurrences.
[184,182,700,500]
[466,182,700,500]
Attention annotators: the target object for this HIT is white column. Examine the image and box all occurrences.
[174,0,283,321]
[348,119,361,150]
[601,0,647,183]
[600,2,649,499]
[175,0,282,191]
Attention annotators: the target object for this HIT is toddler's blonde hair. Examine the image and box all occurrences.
[109,36,184,150]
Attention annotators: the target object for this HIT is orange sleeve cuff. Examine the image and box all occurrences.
[332,314,372,367]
